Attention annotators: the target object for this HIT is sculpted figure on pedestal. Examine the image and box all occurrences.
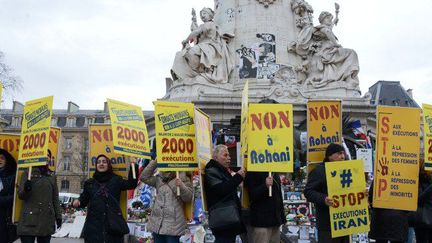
[171,7,235,84]
[290,3,360,89]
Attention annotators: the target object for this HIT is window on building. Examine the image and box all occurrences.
[63,156,71,171]
[76,117,85,127]
[64,138,73,150]
[57,117,66,127]
[94,117,104,123]
[61,180,70,192]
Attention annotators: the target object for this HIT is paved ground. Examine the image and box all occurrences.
[14,238,84,243]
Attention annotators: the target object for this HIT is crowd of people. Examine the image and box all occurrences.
[1,143,432,242]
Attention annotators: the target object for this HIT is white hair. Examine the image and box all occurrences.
[212,144,227,159]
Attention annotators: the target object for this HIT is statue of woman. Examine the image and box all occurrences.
[171,8,235,84]
[294,6,359,89]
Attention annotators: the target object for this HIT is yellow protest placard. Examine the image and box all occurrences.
[326,160,369,238]
[154,101,197,171]
[246,104,294,172]
[373,106,420,211]
[88,124,128,219]
[18,96,53,167]
[107,98,151,159]
[5,128,60,223]
[48,127,61,172]
[423,104,432,171]
[307,100,342,163]
[194,108,212,211]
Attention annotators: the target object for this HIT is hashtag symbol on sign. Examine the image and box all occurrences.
[340,169,353,188]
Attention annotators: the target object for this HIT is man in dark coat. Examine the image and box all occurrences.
[245,171,286,242]
[204,144,245,243]
[303,143,350,243]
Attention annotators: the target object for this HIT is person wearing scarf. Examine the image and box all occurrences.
[0,149,17,243]
[73,154,138,243]
[17,151,62,243]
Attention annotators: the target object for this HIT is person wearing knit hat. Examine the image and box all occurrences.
[303,143,349,243]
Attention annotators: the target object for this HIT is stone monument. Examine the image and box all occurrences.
[163,0,373,125]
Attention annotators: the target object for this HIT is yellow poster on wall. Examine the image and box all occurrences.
[326,160,369,238]
[6,128,61,223]
[154,101,198,171]
[246,104,294,172]
[423,103,432,171]
[88,124,128,219]
[307,100,342,163]
[107,98,151,159]
[18,96,53,167]
[194,108,212,211]
[373,106,420,211]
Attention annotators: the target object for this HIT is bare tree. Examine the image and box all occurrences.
[0,51,23,97]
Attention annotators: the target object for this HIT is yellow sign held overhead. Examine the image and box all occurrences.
[246,103,294,172]
[154,101,198,172]
[423,103,432,171]
[18,96,53,167]
[373,106,420,211]
[307,100,342,163]
[107,98,151,159]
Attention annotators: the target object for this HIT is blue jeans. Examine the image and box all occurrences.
[152,233,180,243]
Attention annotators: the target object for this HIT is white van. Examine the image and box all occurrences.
[59,192,80,208]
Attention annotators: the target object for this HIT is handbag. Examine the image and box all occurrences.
[208,194,242,232]
[106,205,130,235]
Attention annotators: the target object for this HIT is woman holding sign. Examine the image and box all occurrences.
[72,154,138,243]
[17,152,62,243]
[140,160,193,243]
[0,149,17,243]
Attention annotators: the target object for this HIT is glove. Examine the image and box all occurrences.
[56,218,62,229]
[24,180,32,192]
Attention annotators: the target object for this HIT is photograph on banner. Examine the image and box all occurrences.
[18,96,53,167]
[423,103,432,171]
[107,98,151,159]
[373,106,420,211]
[154,101,197,171]
[307,100,342,163]
[326,160,369,238]
[88,124,128,219]
[246,103,294,172]
[356,148,373,173]
[8,127,61,223]
[194,108,212,211]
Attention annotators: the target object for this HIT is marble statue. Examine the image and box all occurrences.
[171,7,235,84]
[290,3,359,89]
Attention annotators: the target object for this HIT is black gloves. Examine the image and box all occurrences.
[24,180,32,192]
[56,218,62,229]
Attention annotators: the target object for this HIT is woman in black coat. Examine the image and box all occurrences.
[73,154,138,243]
[0,149,17,243]
[411,167,432,242]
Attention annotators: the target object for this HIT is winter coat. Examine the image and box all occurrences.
[410,173,432,228]
[303,163,332,232]
[78,166,138,243]
[140,160,193,236]
[204,159,245,236]
[368,181,409,242]
[0,170,16,243]
[17,168,62,237]
[244,172,286,227]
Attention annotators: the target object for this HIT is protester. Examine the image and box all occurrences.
[303,143,350,243]
[140,160,193,243]
[368,181,409,242]
[72,154,138,243]
[410,160,432,242]
[0,149,17,243]
[17,152,62,243]
[204,144,246,243]
[244,171,286,242]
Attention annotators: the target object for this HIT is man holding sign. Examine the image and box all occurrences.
[304,143,350,242]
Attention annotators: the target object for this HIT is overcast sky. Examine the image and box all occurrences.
[0,0,431,110]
